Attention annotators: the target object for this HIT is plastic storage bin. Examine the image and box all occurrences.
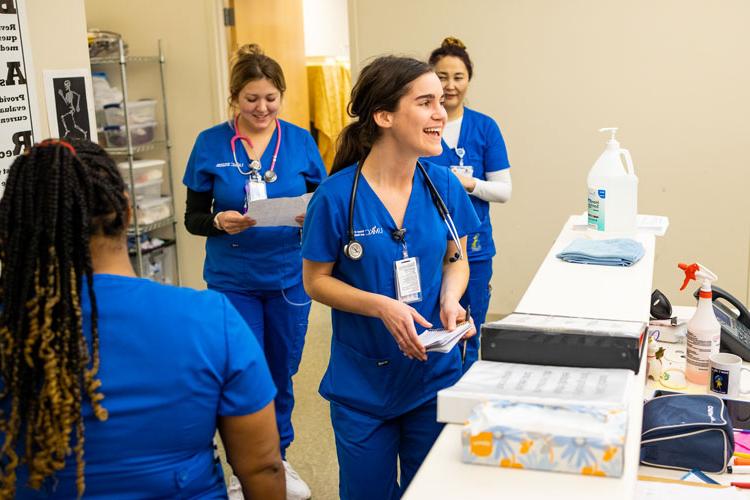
[128,179,161,198]
[102,121,156,148]
[103,99,157,126]
[131,242,176,284]
[117,159,164,184]
[135,196,171,225]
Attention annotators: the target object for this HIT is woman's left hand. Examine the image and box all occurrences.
[295,213,305,226]
[440,299,476,339]
[450,168,477,192]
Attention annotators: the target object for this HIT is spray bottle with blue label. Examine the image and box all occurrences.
[587,128,638,233]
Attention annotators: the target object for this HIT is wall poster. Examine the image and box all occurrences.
[0,0,40,199]
[43,69,95,142]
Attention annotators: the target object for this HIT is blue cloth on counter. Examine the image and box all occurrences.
[556,238,645,267]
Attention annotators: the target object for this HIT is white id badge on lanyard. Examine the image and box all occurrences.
[243,177,267,214]
[394,256,422,304]
[452,147,474,177]
[451,165,474,177]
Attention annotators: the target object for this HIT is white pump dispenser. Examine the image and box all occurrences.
[587,128,638,233]
[678,262,721,385]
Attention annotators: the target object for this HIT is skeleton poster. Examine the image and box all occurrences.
[0,0,41,199]
[44,69,95,143]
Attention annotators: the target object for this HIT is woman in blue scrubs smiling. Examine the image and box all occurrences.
[428,37,513,371]
[302,56,480,499]
[183,44,325,499]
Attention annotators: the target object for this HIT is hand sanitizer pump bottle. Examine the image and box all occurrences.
[587,128,639,234]
[678,262,721,385]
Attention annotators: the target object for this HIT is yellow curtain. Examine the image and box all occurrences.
[306,57,351,172]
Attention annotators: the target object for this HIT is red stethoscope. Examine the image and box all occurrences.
[230,114,282,182]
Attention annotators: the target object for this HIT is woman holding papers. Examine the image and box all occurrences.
[426,37,513,371]
[183,44,325,498]
[302,56,479,499]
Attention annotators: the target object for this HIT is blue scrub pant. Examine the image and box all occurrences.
[331,399,443,500]
[213,282,310,458]
[460,259,493,371]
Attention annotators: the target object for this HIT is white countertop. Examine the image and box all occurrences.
[404,216,654,499]
[516,216,655,322]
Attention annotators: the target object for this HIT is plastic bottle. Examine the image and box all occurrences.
[587,128,638,233]
[678,262,721,385]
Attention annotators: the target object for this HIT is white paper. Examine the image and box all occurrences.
[419,322,472,353]
[636,480,743,499]
[437,360,633,423]
[0,0,42,199]
[571,212,669,236]
[245,192,312,227]
[491,312,645,338]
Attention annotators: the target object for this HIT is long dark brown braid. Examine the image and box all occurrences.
[0,139,128,498]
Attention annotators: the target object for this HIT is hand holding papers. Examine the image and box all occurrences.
[419,321,472,353]
[246,193,313,227]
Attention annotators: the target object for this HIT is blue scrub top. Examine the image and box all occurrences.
[426,107,510,262]
[12,275,276,499]
[184,119,327,291]
[301,161,480,419]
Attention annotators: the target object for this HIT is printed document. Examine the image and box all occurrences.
[246,193,313,227]
[419,322,472,353]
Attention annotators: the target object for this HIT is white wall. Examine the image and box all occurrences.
[26,0,90,137]
[303,0,349,58]
[349,0,750,313]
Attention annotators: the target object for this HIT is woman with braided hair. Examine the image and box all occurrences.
[0,140,284,499]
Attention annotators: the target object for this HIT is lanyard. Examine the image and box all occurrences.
[230,115,282,177]
[455,147,466,167]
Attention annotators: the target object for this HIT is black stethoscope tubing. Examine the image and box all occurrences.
[343,160,463,262]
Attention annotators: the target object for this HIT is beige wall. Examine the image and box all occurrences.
[26,0,90,137]
[85,0,225,289]
[350,0,750,313]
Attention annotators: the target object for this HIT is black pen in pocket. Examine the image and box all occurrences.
[461,305,472,364]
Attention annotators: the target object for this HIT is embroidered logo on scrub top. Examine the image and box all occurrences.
[470,234,482,252]
[353,225,384,238]
[215,162,240,168]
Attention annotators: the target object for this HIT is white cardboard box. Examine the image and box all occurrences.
[437,360,634,424]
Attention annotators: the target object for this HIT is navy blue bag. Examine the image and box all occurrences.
[640,394,734,473]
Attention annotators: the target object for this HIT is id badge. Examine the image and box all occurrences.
[452,165,474,177]
[243,177,267,213]
[394,257,422,304]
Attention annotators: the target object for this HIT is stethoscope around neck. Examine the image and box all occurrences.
[230,115,282,182]
[343,160,464,263]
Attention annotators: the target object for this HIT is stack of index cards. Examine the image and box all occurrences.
[419,322,472,353]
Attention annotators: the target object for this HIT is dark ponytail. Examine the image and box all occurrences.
[331,56,432,174]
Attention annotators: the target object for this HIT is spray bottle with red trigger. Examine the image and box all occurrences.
[678,262,721,385]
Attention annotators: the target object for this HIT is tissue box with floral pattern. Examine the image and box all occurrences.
[461,401,627,477]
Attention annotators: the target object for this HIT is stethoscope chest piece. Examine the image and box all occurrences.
[344,240,364,261]
[264,170,278,183]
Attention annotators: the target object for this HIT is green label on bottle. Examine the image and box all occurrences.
[588,188,605,231]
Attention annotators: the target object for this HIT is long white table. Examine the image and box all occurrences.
[403,216,655,499]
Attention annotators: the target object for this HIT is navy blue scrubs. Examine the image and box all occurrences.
[428,107,510,369]
[183,119,326,457]
[302,161,479,499]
